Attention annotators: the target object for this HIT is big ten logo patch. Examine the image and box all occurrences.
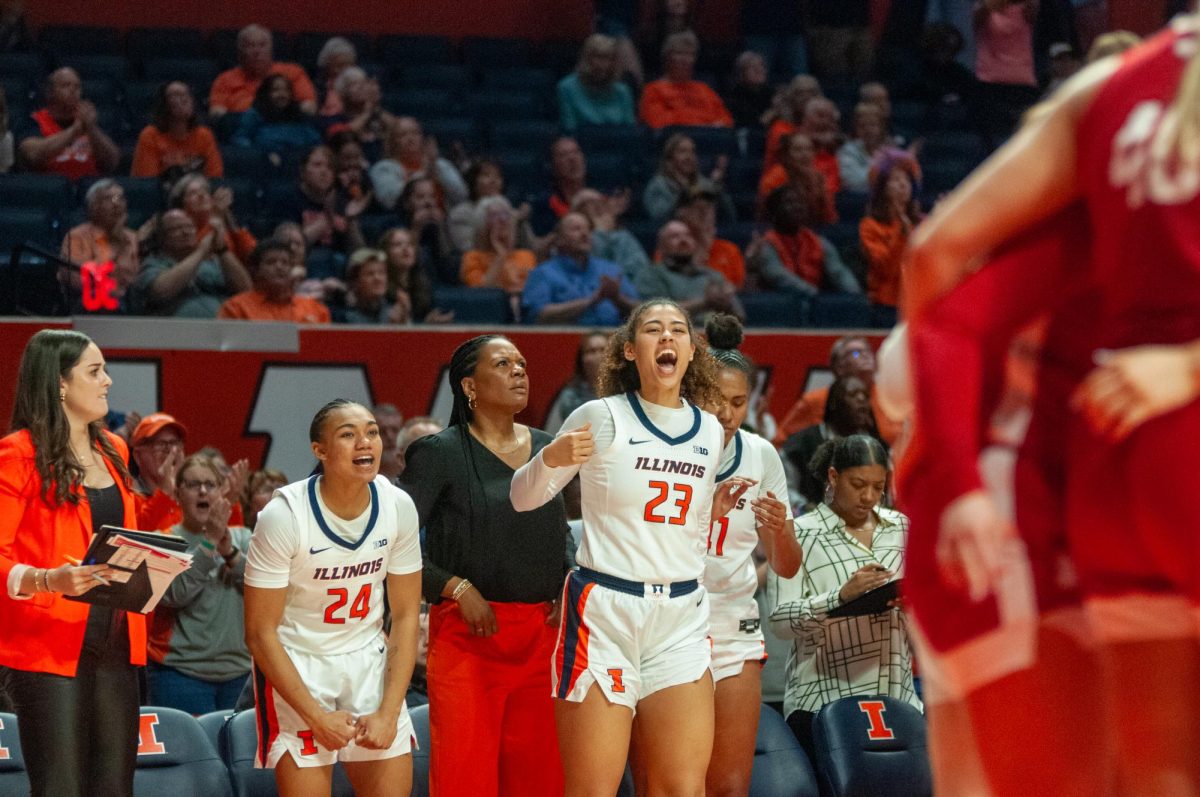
[0,716,9,760]
[137,713,167,755]
[857,700,896,741]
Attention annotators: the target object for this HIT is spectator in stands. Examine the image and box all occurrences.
[60,179,139,300]
[973,0,1039,143]
[858,81,892,124]
[332,247,400,324]
[232,74,322,155]
[370,116,468,212]
[395,416,443,477]
[208,24,316,117]
[522,211,638,325]
[774,335,902,446]
[797,97,843,195]
[557,33,637,132]
[532,136,592,234]
[460,197,537,317]
[642,132,734,224]
[284,144,368,256]
[400,175,457,283]
[837,103,891,194]
[378,227,454,323]
[148,453,252,714]
[860,149,921,311]
[635,219,744,322]
[131,81,222,180]
[240,468,287,530]
[570,187,649,281]
[130,412,187,531]
[448,159,535,253]
[781,376,884,507]
[639,31,734,129]
[374,403,404,482]
[768,434,917,763]
[18,67,118,179]
[543,331,607,434]
[758,132,836,224]
[1086,29,1140,63]
[0,87,12,173]
[168,174,256,270]
[130,209,252,318]
[315,36,358,117]
[763,74,823,170]
[218,237,332,322]
[750,185,859,297]
[724,50,774,130]
[320,67,393,164]
[674,186,745,288]
[330,132,376,215]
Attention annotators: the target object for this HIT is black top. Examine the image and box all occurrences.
[81,484,129,661]
[399,425,570,605]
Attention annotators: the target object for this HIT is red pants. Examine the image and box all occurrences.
[427,600,564,797]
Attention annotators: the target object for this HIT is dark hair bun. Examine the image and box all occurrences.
[705,313,744,350]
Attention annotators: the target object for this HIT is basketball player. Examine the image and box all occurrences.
[699,313,800,797]
[511,300,752,797]
[897,17,1200,795]
[244,399,422,797]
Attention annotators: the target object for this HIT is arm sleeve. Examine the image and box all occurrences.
[243,497,298,589]
[759,438,793,522]
[0,452,32,594]
[767,562,843,640]
[510,401,614,511]
[642,176,678,223]
[820,237,862,294]
[387,489,423,576]
[434,158,468,207]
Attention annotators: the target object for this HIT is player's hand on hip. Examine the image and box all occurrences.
[543,422,594,467]
[354,711,398,750]
[456,586,499,637]
[937,489,1015,602]
[311,710,356,751]
[713,476,757,519]
[1071,344,1200,441]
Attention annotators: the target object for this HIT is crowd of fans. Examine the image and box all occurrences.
[0,1,1138,327]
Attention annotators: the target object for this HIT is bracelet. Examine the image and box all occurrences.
[450,579,473,602]
[221,546,239,563]
[41,568,52,593]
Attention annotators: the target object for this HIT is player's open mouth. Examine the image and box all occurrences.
[655,349,677,376]
[352,456,374,466]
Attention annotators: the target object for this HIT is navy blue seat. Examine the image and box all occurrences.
[133,707,232,796]
[410,702,430,797]
[657,125,737,160]
[481,67,557,94]
[462,37,533,69]
[808,293,871,328]
[196,710,232,756]
[0,174,73,215]
[1,76,33,107]
[433,286,510,323]
[128,27,207,62]
[211,176,261,221]
[589,151,636,191]
[575,124,646,156]
[813,695,932,797]
[123,80,160,125]
[383,88,458,119]
[835,191,869,221]
[394,63,472,93]
[740,291,807,328]
[208,29,243,69]
[0,712,28,797]
[751,704,821,795]
[377,35,454,66]
[219,146,268,179]
[57,55,128,82]
[0,207,56,252]
[422,117,483,153]
[718,221,756,250]
[0,52,44,81]
[488,119,560,154]
[467,89,547,121]
[1,249,70,317]
[143,58,220,89]
[539,40,583,73]
[38,26,122,56]
[221,709,356,797]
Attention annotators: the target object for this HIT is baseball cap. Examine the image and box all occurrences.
[131,413,187,446]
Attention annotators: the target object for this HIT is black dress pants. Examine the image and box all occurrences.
[2,650,140,797]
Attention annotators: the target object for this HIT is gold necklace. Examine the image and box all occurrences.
[469,424,523,455]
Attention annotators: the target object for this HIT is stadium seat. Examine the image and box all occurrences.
[410,702,430,797]
[0,207,56,253]
[38,25,122,57]
[221,709,356,797]
[210,176,261,225]
[123,80,161,126]
[305,247,347,281]
[383,88,459,119]
[0,174,74,215]
[196,710,233,756]
[127,28,207,62]
[656,126,737,160]
[751,703,821,796]
[1,76,32,107]
[812,695,933,797]
[56,54,129,82]
[421,117,483,154]
[0,712,28,797]
[488,119,560,155]
[808,294,871,328]
[208,29,243,69]
[433,286,511,323]
[0,52,44,81]
[481,67,557,95]
[466,89,547,122]
[394,63,473,93]
[835,191,869,221]
[575,124,647,157]
[0,249,69,317]
[538,40,582,74]
[219,146,269,179]
[740,290,807,328]
[142,58,220,90]
[589,151,636,191]
[133,707,233,796]
[377,35,455,66]
[462,37,533,69]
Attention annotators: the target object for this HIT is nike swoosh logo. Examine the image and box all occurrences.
[696,595,704,607]
[629,438,651,445]
[309,546,331,555]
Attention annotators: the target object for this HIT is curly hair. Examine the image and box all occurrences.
[597,299,720,408]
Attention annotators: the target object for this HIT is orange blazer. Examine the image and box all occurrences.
[0,429,146,676]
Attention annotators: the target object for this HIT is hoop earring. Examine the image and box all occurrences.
[59,391,66,403]
[823,482,834,505]
[468,393,477,411]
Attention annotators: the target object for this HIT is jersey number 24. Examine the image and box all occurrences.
[324,584,371,624]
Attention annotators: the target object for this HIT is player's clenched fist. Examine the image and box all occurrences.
[310,709,357,751]
[543,422,594,467]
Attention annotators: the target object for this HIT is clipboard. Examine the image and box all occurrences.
[63,525,192,614]
[827,579,902,618]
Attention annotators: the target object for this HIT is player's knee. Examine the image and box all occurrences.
[646,771,707,797]
[705,769,751,797]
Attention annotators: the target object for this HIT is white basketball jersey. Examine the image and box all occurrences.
[245,474,422,655]
[576,393,724,583]
[705,431,791,615]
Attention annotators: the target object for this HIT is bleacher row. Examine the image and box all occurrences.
[0,25,991,327]
[0,695,932,796]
